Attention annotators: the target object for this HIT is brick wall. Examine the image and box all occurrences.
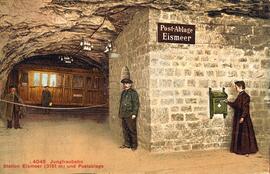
[109,9,151,149]
[148,9,270,155]
[109,8,270,156]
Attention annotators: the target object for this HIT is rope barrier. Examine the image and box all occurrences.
[0,99,107,110]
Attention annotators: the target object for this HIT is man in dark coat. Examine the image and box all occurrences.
[2,85,24,129]
[41,86,52,114]
[227,81,258,155]
[119,78,140,151]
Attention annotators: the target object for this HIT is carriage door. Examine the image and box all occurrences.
[29,71,43,104]
[72,75,84,105]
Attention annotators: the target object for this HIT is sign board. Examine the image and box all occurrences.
[157,23,195,44]
[73,94,83,97]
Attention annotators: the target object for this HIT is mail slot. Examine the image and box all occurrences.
[209,87,228,119]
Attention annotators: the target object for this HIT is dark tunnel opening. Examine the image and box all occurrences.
[5,54,109,123]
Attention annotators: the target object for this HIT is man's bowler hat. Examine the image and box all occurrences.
[121,78,133,84]
[9,85,16,89]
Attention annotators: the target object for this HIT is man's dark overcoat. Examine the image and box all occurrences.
[119,88,139,148]
[41,89,52,107]
[2,93,24,128]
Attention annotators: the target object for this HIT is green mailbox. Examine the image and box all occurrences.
[209,87,228,119]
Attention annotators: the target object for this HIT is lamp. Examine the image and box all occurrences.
[108,41,120,58]
[80,38,94,51]
[59,55,74,64]
[104,40,112,53]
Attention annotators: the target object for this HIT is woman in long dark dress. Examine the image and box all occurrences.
[227,81,258,155]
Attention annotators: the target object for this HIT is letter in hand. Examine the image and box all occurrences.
[239,117,244,123]
[221,99,228,103]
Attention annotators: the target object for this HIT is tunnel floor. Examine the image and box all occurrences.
[0,109,268,174]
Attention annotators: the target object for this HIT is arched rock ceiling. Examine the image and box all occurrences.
[0,0,269,74]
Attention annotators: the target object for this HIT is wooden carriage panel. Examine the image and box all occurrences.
[50,88,63,105]
[72,89,84,104]
[18,86,28,102]
[62,89,72,104]
[16,65,107,106]
[62,74,72,104]
[18,71,29,102]
[28,71,42,104]
[29,87,42,104]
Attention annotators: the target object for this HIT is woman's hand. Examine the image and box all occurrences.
[221,99,228,104]
[239,117,244,123]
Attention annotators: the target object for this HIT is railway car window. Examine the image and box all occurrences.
[93,78,98,89]
[20,72,28,86]
[57,74,63,87]
[50,74,56,87]
[86,77,92,89]
[33,72,40,86]
[42,73,49,86]
[72,75,83,88]
[64,75,71,88]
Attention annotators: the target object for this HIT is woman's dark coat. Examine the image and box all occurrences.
[228,91,258,155]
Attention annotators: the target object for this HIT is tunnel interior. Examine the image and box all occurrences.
[0,0,269,157]
[5,54,109,124]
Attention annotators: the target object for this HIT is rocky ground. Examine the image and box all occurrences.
[0,109,268,174]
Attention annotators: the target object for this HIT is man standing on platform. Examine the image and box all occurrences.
[119,78,140,151]
[2,85,24,129]
[41,86,52,114]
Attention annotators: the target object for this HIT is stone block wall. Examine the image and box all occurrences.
[109,8,270,156]
[109,9,151,149]
[148,9,270,155]
[0,77,7,126]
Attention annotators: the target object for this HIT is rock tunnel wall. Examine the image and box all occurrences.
[110,8,270,156]
[0,0,269,157]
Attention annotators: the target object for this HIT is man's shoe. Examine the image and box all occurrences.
[119,144,131,149]
[131,147,137,151]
